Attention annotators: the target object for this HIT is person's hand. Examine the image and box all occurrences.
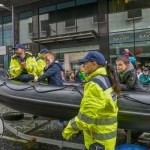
[62,129,72,140]
[45,63,50,70]
[34,78,38,82]
[20,62,26,68]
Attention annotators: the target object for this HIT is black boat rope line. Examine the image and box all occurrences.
[2,82,33,91]
[120,94,150,105]
[0,81,83,96]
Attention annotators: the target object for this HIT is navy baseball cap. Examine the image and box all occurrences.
[143,67,149,71]
[12,44,26,50]
[78,51,106,66]
[40,48,48,53]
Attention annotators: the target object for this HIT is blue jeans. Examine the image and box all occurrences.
[16,74,34,82]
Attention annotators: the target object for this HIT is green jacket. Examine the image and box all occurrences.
[62,67,118,150]
[139,73,150,85]
[36,53,46,77]
[9,52,37,79]
[79,71,86,80]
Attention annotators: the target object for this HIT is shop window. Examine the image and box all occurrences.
[3,16,12,23]
[19,17,32,43]
[41,20,49,32]
[76,0,97,6]
[65,19,76,28]
[57,1,75,10]
[28,23,32,34]
[0,17,2,24]
[39,5,56,14]
[127,9,142,21]
[20,11,32,19]
[92,16,98,23]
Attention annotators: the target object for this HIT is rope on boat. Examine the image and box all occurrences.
[2,82,33,91]
[0,81,83,96]
[33,84,83,96]
[120,94,150,105]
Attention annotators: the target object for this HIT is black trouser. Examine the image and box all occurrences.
[16,74,34,82]
[89,143,105,150]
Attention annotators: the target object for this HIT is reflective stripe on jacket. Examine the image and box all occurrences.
[36,53,46,77]
[62,67,118,150]
[9,52,37,78]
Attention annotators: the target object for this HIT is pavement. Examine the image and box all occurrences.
[0,104,149,150]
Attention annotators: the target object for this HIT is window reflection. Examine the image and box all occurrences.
[3,23,12,46]
[109,0,150,67]
[39,0,98,38]
[0,25,2,46]
[19,17,32,43]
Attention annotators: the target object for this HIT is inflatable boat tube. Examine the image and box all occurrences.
[0,69,150,131]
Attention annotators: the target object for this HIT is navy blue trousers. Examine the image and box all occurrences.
[16,74,34,82]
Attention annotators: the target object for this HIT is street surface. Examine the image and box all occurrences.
[0,103,149,149]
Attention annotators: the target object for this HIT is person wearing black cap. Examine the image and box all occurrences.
[62,51,121,150]
[9,44,37,82]
[36,48,49,77]
[139,67,150,86]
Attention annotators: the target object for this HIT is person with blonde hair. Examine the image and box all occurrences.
[36,54,63,85]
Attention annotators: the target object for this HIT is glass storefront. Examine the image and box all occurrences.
[39,0,98,38]
[19,11,32,44]
[1,0,150,71]
[38,0,99,71]
[0,16,12,46]
[0,24,2,46]
[3,22,12,46]
[108,0,150,67]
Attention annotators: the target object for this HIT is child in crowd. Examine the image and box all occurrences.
[65,71,70,81]
[74,66,86,83]
[36,54,63,85]
[121,49,137,70]
[139,67,150,86]
[116,55,141,91]
[137,68,142,79]
[79,65,86,82]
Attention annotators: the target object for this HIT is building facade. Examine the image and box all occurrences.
[0,0,150,70]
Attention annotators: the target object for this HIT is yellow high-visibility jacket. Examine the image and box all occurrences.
[9,52,37,79]
[36,53,46,77]
[62,67,118,150]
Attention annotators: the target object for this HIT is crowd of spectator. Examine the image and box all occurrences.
[138,67,150,87]
[64,65,86,83]
[8,44,150,88]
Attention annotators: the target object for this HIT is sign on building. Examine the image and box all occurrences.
[0,46,7,55]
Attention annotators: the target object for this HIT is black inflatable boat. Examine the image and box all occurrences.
[0,69,150,131]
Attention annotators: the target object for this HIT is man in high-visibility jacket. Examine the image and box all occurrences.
[62,51,120,150]
[9,44,37,82]
[36,48,49,77]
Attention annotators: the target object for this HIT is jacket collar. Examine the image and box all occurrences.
[122,62,134,76]
[38,53,44,58]
[85,67,107,82]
